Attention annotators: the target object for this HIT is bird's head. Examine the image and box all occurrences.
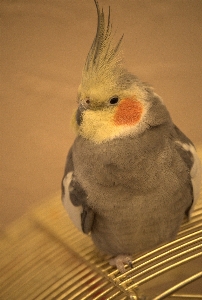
[74,0,171,144]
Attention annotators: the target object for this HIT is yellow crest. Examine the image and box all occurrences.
[79,0,134,98]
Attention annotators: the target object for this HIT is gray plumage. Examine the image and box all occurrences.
[62,98,195,256]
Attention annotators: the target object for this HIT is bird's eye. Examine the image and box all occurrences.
[109,96,119,105]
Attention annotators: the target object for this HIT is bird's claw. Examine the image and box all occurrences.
[109,254,133,273]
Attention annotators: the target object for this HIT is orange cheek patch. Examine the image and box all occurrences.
[114,98,143,126]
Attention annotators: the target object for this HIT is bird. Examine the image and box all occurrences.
[62,0,202,273]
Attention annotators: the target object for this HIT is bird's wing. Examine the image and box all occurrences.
[62,147,94,234]
[174,125,202,217]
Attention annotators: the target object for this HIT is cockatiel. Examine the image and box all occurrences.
[62,0,202,272]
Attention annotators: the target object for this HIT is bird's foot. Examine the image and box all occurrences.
[109,254,133,273]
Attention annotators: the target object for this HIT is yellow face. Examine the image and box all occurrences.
[75,85,150,144]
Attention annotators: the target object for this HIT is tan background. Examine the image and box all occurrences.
[1,0,202,228]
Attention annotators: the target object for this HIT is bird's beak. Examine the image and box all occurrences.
[76,98,91,125]
[76,105,87,126]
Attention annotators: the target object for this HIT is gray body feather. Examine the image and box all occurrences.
[62,109,195,256]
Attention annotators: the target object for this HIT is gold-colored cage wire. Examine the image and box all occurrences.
[1,149,202,300]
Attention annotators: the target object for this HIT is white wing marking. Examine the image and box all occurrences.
[176,141,202,215]
[62,171,83,232]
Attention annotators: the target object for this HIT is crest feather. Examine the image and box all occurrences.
[79,0,126,95]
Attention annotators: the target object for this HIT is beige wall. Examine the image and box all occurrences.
[1,0,202,228]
